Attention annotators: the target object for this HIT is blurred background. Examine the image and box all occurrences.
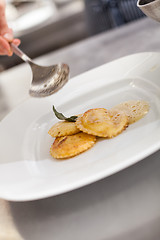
[0,0,145,72]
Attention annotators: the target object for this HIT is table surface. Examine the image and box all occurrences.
[1,18,160,240]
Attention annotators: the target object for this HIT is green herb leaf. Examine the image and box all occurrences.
[52,105,78,122]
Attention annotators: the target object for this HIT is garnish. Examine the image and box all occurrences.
[52,105,78,122]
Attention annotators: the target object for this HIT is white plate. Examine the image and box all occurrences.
[1,52,160,201]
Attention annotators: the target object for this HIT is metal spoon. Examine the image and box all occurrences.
[137,0,160,23]
[11,43,70,97]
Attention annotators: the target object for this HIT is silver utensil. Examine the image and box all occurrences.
[11,43,69,97]
[137,0,160,23]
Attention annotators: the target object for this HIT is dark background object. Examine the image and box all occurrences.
[139,0,155,5]
[84,0,146,35]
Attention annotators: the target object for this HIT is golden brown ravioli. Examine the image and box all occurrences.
[50,132,96,159]
[76,108,128,138]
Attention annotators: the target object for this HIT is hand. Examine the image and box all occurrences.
[0,0,20,56]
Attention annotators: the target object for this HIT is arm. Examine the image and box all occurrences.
[0,0,20,56]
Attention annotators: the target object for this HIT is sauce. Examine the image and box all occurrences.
[112,100,149,124]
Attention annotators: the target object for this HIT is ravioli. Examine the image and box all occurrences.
[48,121,80,137]
[76,108,128,138]
[49,100,149,160]
[50,132,96,159]
[111,100,149,124]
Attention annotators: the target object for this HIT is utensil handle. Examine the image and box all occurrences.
[11,43,32,63]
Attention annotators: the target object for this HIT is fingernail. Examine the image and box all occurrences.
[3,33,13,42]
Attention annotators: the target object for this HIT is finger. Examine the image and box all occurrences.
[0,2,14,44]
[0,37,21,56]
[0,36,11,55]
[0,1,10,34]
[12,38,21,46]
[0,45,8,55]
[3,30,13,42]
[3,33,13,43]
[0,36,11,51]
[8,38,21,56]
[0,36,14,56]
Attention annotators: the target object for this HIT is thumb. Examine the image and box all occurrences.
[0,1,13,41]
